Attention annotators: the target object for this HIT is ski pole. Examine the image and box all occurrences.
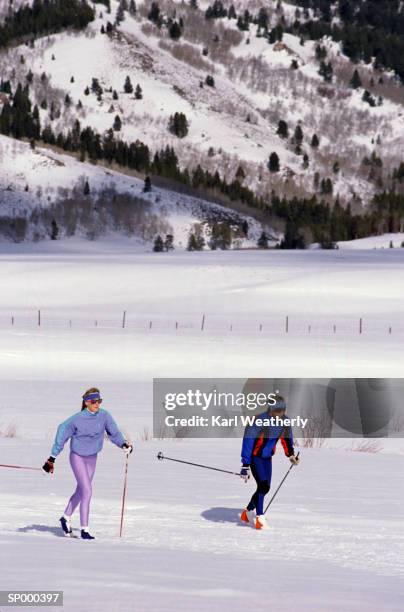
[157,452,240,476]
[264,452,300,514]
[119,453,129,538]
[0,463,42,472]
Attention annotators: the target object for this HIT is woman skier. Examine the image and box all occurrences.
[239,395,299,529]
[42,387,133,540]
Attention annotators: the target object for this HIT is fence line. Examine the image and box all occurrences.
[0,311,400,337]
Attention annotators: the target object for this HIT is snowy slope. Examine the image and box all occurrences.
[2,0,403,206]
[0,134,265,246]
[338,233,404,250]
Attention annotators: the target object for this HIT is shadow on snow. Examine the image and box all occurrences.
[17,524,65,537]
[201,507,244,525]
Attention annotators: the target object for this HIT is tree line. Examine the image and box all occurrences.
[2,80,404,248]
[292,0,404,82]
[0,0,94,48]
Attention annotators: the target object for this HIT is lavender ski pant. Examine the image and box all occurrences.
[64,452,97,526]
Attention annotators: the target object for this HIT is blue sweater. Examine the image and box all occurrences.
[51,409,125,457]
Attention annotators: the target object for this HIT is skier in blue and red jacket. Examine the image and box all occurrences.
[239,395,299,529]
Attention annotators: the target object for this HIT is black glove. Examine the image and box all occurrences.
[42,456,55,473]
[240,466,250,483]
[122,442,133,455]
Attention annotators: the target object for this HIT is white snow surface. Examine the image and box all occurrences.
[0,242,403,611]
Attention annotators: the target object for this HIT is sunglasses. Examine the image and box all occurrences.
[88,399,102,405]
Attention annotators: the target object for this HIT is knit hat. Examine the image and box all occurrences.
[269,396,286,410]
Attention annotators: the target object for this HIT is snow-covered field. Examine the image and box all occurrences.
[1,243,403,611]
[2,438,404,612]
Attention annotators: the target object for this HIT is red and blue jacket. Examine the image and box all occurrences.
[241,411,295,466]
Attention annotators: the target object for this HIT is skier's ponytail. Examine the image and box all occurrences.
[82,387,100,410]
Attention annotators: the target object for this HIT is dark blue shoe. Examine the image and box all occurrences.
[59,516,72,536]
[81,529,95,540]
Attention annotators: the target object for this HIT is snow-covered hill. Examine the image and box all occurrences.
[0,134,265,246]
[2,0,404,210]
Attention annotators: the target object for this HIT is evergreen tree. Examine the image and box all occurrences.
[321,177,333,195]
[164,234,174,251]
[91,78,103,96]
[362,90,376,107]
[124,76,133,93]
[315,44,327,61]
[349,69,362,89]
[206,1,227,19]
[187,233,198,251]
[209,222,232,250]
[268,152,280,172]
[319,60,333,82]
[51,219,59,240]
[311,133,319,148]
[84,180,90,195]
[257,231,269,249]
[148,2,160,24]
[113,90,118,100]
[153,235,164,251]
[277,119,288,139]
[236,165,246,180]
[0,80,12,94]
[187,229,205,250]
[169,21,182,40]
[280,220,306,249]
[135,84,142,99]
[113,114,122,131]
[168,112,189,138]
[205,75,215,87]
[115,0,126,24]
[294,125,303,145]
[257,7,268,30]
[129,0,136,15]
[143,176,152,192]
[228,5,236,19]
